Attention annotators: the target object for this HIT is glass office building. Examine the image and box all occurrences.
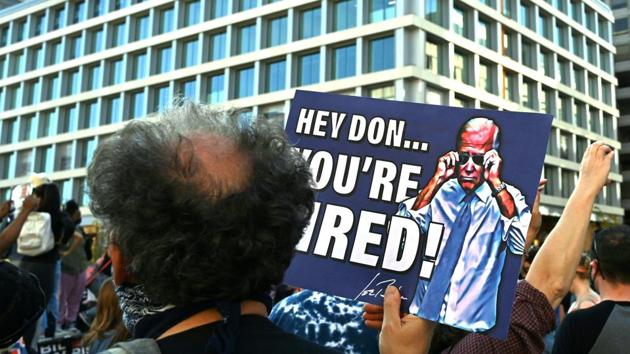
[612,0,630,222]
[0,0,622,222]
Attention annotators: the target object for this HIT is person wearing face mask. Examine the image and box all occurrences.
[89,103,338,354]
[58,200,88,331]
[398,117,531,333]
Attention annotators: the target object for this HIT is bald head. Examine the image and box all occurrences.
[457,117,500,152]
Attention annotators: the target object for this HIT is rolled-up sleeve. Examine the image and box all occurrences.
[397,197,431,234]
[500,185,531,256]
[443,280,555,354]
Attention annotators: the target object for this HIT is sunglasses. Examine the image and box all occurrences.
[458,152,484,166]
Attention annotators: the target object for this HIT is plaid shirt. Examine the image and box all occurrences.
[443,281,555,354]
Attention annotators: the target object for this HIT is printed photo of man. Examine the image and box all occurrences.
[398,117,531,332]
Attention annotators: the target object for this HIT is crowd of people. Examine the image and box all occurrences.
[0,103,628,354]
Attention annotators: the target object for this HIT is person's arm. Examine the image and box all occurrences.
[523,180,545,258]
[0,200,12,220]
[60,232,84,257]
[378,286,435,354]
[526,142,613,309]
[0,196,40,254]
[411,151,457,210]
[484,149,517,218]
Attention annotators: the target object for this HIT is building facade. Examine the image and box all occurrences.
[612,0,630,222]
[0,0,623,221]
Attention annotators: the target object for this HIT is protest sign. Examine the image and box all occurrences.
[283,90,553,338]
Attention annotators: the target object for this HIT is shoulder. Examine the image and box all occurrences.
[553,301,617,354]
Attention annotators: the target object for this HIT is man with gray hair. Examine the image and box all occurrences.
[399,117,531,332]
[88,104,337,354]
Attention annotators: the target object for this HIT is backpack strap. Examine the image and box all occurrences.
[99,338,162,354]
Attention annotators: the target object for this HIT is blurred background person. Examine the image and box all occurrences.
[81,278,129,353]
[567,252,601,313]
[58,200,88,331]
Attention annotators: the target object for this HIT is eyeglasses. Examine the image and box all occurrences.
[458,152,484,166]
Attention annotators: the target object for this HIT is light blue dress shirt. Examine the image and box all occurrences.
[399,179,530,332]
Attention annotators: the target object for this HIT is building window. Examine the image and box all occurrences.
[110,58,124,85]
[574,67,585,93]
[478,62,493,93]
[210,32,226,60]
[425,86,445,104]
[132,52,147,80]
[183,39,199,67]
[211,0,229,19]
[538,13,550,39]
[239,0,257,12]
[129,91,145,119]
[149,85,169,113]
[46,75,61,101]
[92,0,105,17]
[18,115,37,142]
[478,18,490,48]
[134,14,150,41]
[588,75,598,99]
[80,101,99,129]
[452,6,467,37]
[87,27,104,54]
[184,1,201,27]
[113,0,128,11]
[557,59,570,86]
[333,44,356,79]
[55,143,73,171]
[369,36,394,72]
[68,36,82,60]
[0,26,7,47]
[158,7,174,34]
[52,7,66,30]
[521,39,535,68]
[333,0,357,31]
[58,105,78,134]
[298,52,320,86]
[265,60,286,92]
[571,32,583,58]
[519,1,533,29]
[615,18,628,33]
[299,7,321,39]
[179,79,197,101]
[111,21,126,47]
[539,49,553,78]
[453,51,470,85]
[33,145,52,174]
[106,96,122,124]
[31,46,44,70]
[87,64,101,91]
[236,67,255,98]
[34,14,46,36]
[65,70,80,96]
[157,46,173,74]
[555,22,568,46]
[369,0,395,23]
[503,69,518,102]
[237,24,256,54]
[16,150,33,177]
[72,1,86,24]
[369,85,395,99]
[522,79,536,109]
[502,29,517,60]
[561,170,575,198]
[75,138,97,168]
[24,79,41,106]
[1,119,16,145]
[207,73,225,103]
[425,0,442,25]
[38,111,56,138]
[267,16,287,47]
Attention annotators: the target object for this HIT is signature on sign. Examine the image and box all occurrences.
[354,272,408,301]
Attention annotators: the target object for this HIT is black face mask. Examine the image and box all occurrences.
[589,266,598,293]
[75,217,82,226]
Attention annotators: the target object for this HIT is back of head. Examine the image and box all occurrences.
[33,183,61,215]
[593,225,630,284]
[575,252,591,280]
[0,261,46,347]
[65,199,79,216]
[87,103,314,305]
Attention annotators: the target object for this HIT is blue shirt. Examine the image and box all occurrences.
[399,179,530,332]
